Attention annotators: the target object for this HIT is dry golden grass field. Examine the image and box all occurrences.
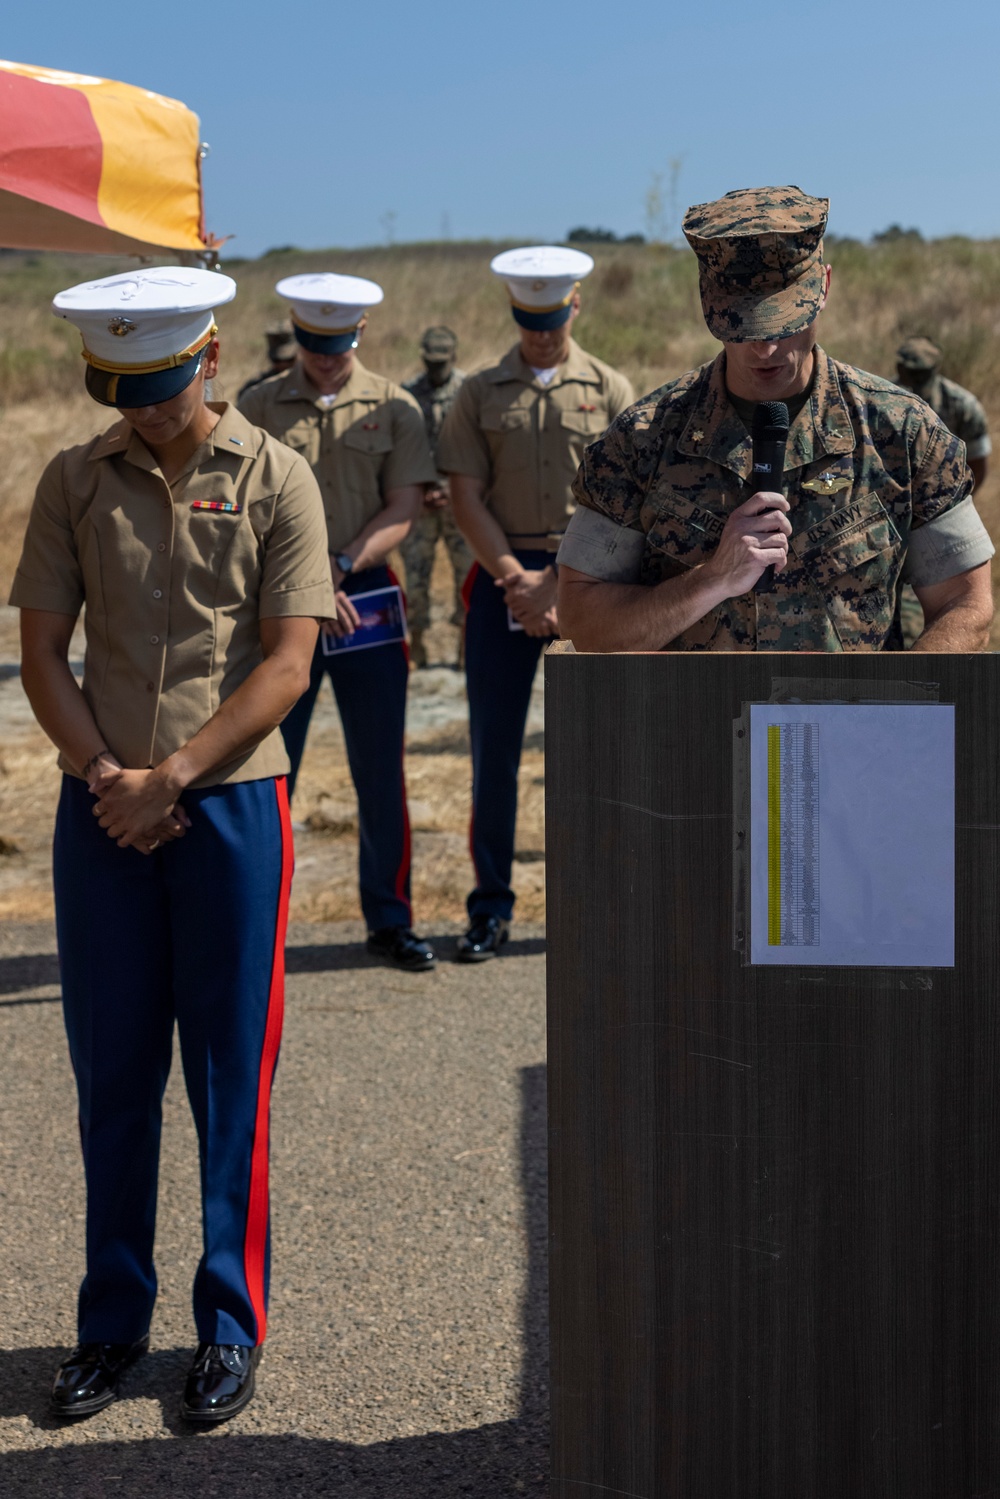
[0,236,997,927]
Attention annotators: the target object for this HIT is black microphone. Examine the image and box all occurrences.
[749,400,789,593]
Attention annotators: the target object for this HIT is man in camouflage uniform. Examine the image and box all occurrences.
[557,186,994,655]
[893,336,992,644]
[400,327,471,667]
[895,337,991,487]
[237,326,298,401]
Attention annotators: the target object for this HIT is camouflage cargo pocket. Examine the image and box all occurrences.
[642,487,728,577]
[794,493,903,647]
[640,489,728,646]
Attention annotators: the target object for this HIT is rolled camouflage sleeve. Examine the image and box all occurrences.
[904,419,994,585]
[558,418,648,581]
[909,417,973,527]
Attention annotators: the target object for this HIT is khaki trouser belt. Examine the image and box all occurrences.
[506,532,564,553]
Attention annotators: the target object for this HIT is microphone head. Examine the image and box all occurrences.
[752,400,790,435]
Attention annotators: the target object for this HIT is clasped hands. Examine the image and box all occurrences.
[88,753,191,855]
[422,483,449,512]
[495,565,559,637]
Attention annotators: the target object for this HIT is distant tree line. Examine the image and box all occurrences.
[568,224,930,250]
[566,227,646,245]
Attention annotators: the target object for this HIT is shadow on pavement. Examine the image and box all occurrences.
[0,1065,550,1495]
[0,952,61,996]
[0,936,546,997]
[0,1424,547,1496]
[286,935,545,975]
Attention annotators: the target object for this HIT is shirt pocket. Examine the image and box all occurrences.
[794,492,903,645]
[340,421,394,488]
[278,421,319,466]
[184,506,264,611]
[556,405,608,471]
[480,405,533,472]
[558,407,607,437]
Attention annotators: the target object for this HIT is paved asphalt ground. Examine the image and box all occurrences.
[0,917,549,1497]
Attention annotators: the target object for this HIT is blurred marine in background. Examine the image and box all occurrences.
[240,273,439,972]
[895,337,991,489]
[237,325,298,400]
[438,246,634,961]
[893,335,992,647]
[400,327,471,668]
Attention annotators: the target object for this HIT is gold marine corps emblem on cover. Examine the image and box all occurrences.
[802,471,852,495]
[107,317,137,337]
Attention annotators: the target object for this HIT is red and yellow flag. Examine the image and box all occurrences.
[0,59,222,256]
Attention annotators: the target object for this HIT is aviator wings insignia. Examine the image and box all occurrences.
[801,471,852,496]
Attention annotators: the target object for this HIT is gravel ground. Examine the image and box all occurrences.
[0,918,549,1496]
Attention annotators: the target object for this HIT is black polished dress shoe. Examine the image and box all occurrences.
[457,915,510,963]
[366,926,437,971]
[180,1342,261,1424]
[50,1335,149,1418]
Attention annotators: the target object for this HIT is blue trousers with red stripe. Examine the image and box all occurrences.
[280,564,412,931]
[53,773,292,1348]
[464,549,552,921]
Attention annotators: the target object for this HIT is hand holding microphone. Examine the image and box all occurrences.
[748,401,790,594]
[702,400,792,598]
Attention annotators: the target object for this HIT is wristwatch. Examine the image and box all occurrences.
[333,552,354,577]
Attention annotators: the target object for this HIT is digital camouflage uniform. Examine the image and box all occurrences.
[559,187,994,649]
[895,337,992,644]
[896,337,992,463]
[566,346,986,650]
[399,366,471,630]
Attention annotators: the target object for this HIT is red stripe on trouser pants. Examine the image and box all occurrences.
[242,776,294,1343]
[462,562,482,885]
[384,566,413,918]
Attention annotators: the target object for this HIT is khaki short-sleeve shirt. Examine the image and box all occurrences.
[435,340,635,545]
[239,359,437,554]
[560,348,993,651]
[9,403,335,784]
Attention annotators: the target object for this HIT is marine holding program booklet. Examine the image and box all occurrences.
[320,585,407,656]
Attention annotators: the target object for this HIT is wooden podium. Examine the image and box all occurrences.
[545,652,1000,1499]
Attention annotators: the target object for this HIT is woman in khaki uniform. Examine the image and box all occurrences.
[9,269,334,1424]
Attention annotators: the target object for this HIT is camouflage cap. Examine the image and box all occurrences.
[420,325,458,359]
[896,335,941,373]
[682,186,829,343]
[266,326,296,360]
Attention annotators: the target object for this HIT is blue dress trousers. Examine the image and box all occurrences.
[54,773,293,1348]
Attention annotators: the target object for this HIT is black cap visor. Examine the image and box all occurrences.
[86,350,205,409]
[292,324,359,356]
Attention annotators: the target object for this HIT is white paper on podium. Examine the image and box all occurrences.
[749,703,955,967]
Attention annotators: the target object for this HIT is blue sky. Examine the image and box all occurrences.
[6,0,999,257]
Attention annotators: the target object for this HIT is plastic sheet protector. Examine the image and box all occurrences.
[749,703,955,967]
